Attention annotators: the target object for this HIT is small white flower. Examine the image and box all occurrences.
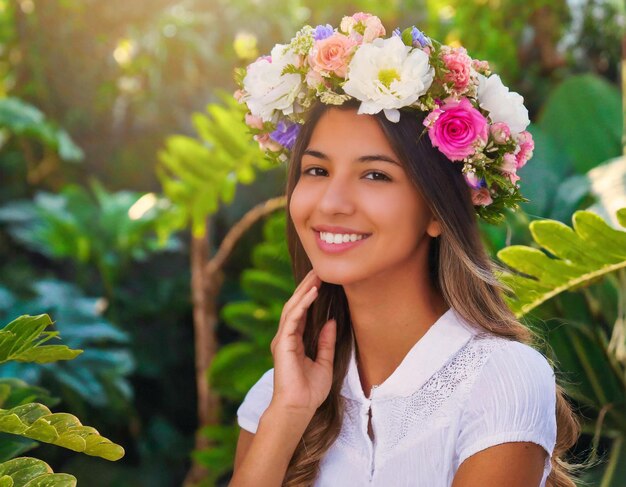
[476,73,529,134]
[343,36,434,122]
[242,44,303,122]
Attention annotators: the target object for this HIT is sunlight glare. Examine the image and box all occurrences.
[129,193,157,220]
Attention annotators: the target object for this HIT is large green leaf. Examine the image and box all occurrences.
[0,403,124,461]
[537,74,622,173]
[497,208,626,317]
[0,457,76,487]
[0,316,82,365]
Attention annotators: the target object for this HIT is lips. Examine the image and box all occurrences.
[314,229,371,254]
[313,225,371,236]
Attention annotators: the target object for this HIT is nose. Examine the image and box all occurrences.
[316,172,356,216]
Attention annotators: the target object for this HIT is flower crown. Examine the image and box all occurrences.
[234,13,534,224]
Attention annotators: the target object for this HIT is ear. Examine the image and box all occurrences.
[426,216,442,238]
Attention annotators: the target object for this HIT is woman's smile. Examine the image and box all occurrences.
[314,229,372,254]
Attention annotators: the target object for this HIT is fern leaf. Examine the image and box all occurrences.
[0,403,124,461]
[0,316,82,365]
[497,209,626,317]
[0,457,76,486]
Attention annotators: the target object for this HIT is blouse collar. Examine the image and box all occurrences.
[340,307,478,402]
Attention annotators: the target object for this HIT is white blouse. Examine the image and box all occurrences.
[237,307,557,486]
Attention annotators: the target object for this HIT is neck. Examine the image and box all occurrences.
[343,247,449,397]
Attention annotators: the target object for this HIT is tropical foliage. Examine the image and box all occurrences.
[496,206,626,486]
[1,0,624,485]
[0,314,125,486]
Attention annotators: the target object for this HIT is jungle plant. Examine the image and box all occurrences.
[156,91,284,485]
[497,207,626,486]
[0,313,125,486]
[0,181,178,300]
[0,96,84,196]
[0,280,134,417]
[196,211,291,484]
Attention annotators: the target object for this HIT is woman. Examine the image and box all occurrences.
[230,13,581,487]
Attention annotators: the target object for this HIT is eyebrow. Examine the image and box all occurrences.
[303,149,401,167]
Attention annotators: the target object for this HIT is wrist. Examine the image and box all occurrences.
[262,401,316,427]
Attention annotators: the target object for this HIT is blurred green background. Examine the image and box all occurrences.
[1,0,625,486]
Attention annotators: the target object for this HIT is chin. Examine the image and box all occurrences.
[309,260,371,286]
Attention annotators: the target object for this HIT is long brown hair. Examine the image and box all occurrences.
[283,99,582,486]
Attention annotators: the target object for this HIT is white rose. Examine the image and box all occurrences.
[476,73,529,134]
[242,44,303,122]
[343,36,434,122]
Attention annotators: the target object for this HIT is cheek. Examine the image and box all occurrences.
[375,190,430,242]
[288,183,312,229]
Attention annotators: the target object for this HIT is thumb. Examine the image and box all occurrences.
[315,319,337,369]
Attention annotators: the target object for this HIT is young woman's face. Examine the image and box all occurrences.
[289,107,441,286]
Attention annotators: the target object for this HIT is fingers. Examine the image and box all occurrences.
[279,269,320,332]
[315,319,337,369]
[271,282,319,355]
[293,269,317,294]
[282,284,318,338]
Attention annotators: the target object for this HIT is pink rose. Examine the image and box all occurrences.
[425,98,489,161]
[515,131,534,169]
[471,59,491,75]
[352,12,371,21]
[442,47,472,92]
[500,153,520,184]
[490,122,511,144]
[362,15,386,42]
[305,69,326,89]
[308,33,357,78]
[471,187,493,206]
[340,13,385,44]
[501,153,517,173]
[254,133,281,152]
[245,113,264,130]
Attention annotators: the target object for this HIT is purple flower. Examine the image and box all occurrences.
[411,27,429,47]
[270,120,301,150]
[464,171,486,189]
[392,26,430,48]
[313,24,334,41]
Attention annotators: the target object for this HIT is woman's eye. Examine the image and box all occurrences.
[302,167,391,181]
[301,167,326,177]
[364,171,391,182]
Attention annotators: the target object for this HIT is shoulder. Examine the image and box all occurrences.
[462,336,556,407]
[455,337,557,469]
[449,332,556,393]
[476,338,556,390]
[236,368,274,434]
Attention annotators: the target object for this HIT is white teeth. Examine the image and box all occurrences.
[320,232,367,244]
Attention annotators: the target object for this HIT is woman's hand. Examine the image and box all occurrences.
[269,269,337,415]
